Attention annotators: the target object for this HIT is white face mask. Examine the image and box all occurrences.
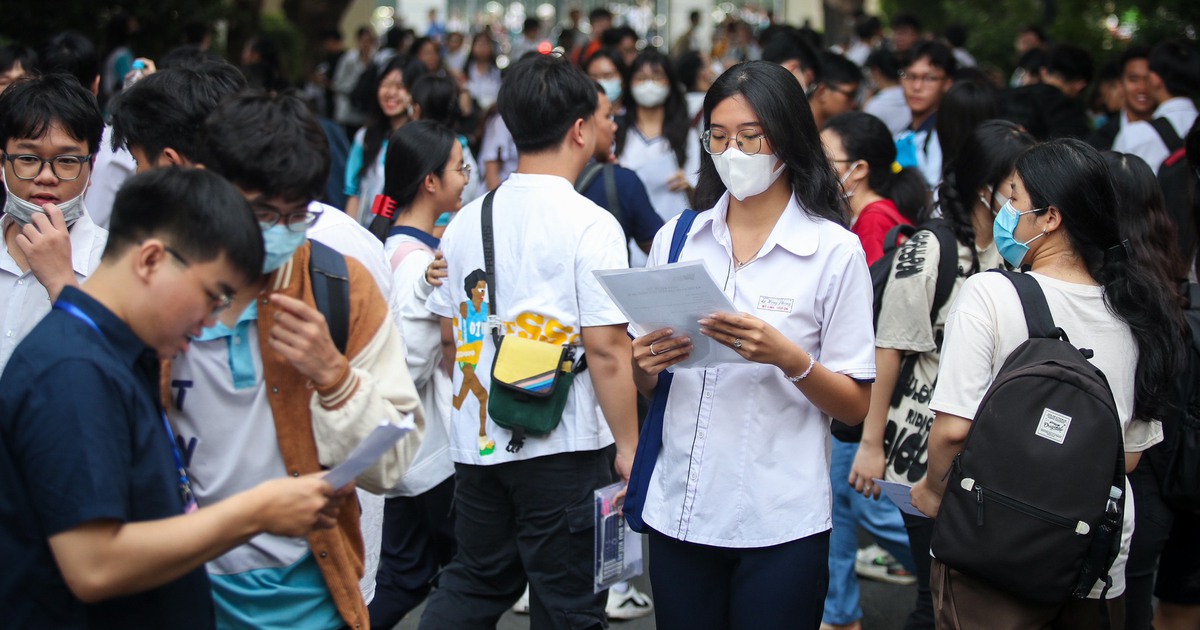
[631,80,669,108]
[839,162,861,199]
[712,148,786,202]
[3,172,89,226]
[978,186,1008,215]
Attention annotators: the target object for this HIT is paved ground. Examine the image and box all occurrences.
[395,531,917,629]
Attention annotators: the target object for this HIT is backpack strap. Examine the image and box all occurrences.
[624,208,700,533]
[309,239,350,355]
[574,162,605,194]
[926,221,961,331]
[389,241,430,271]
[993,269,1061,340]
[1150,118,1185,153]
[603,164,622,224]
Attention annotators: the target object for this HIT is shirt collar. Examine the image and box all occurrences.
[388,225,439,250]
[700,192,820,259]
[56,285,155,367]
[196,301,258,341]
[911,113,937,134]
[504,172,576,190]
[1,209,102,278]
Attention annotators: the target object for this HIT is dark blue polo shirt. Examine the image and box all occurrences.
[0,287,214,628]
[580,163,665,246]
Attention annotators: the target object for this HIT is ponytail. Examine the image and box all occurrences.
[877,166,929,224]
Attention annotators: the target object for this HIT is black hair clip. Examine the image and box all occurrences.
[1104,239,1131,264]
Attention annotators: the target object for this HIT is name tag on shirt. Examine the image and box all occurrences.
[757,296,794,313]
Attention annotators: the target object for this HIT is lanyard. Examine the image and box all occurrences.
[54,301,199,514]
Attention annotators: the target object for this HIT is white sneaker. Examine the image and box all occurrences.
[606,583,654,620]
[855,543,917,586]
[511,585,530,614]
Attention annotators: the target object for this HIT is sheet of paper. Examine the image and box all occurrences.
[323,417,413,489]
[594,261,746,370]
[874,479,930,518]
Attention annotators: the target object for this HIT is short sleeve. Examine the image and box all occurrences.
[928,275,1000,419]
[1124,418,1163,453]
[874,230,943,353]
[576,214,631,327]
[9,360,134,535]
[817,245,876,380]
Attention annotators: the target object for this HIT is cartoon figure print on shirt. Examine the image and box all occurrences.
[455,270,493,455]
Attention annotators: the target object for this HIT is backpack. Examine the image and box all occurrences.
[1159,282,1200,514]
[830,219,958,442]
[930,270,1126,604]
[574,162,623,225]
[1151,118,1196,264]
[309,239,350,355]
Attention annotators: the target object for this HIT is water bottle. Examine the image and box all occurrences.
[123,60,146,89]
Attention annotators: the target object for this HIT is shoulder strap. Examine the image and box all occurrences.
[925,221,960,324]
[668,209,700,263]
[389,241,429,271]
[603,164,621,223]
[993,269,1061,340]
[574,162,604,193]
[309,239,350,355]
[481,189,500,347]
[1151,117,1185,153]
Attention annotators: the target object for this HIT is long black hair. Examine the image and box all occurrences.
[1104,151,1190,305]
[358,56,409,186]
[367,120,456,242]
[937,120,1034,274]
[936,79,1000,176]
[616,48,690,168]
[823,111,927,223]
[1017,138,1183,421]
[695,61,845,225]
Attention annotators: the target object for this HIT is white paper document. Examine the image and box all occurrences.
[323,417,413,489]
[594,261,746,370]
[874,479,930,518]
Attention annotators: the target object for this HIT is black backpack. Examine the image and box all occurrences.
[1158,282,1200,514]
[309,239,350,354]
[830,220,958,442]
[931,270,1126,604]
[1151,118,1196,264]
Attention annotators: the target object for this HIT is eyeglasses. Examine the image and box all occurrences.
[702,129,768,156]
[899,72,947,86]
[164,246,236,317]
[827,84,859,99]
[255,207,323,232]
[3,152,93,181]
[449,163,472,178]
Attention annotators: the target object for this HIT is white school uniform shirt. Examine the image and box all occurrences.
[618,125,701,224]
[426,172,628,465]
[864,86,913,137]
[640,192,876,548]
[0,211,106,373]
[83,124,137,229]
[931,271,1164,599]
[478,116,519,197]
[1112,97,1198,173]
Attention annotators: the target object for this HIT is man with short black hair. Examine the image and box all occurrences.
[810,51,862,129]
[1002,43,1094,141]
[1113,40,1200,172]
[762,26,821,89]
[1088,46,1153,151]
[0,74,107,372]
[0,166,347,628]
[895,41,956,188]
[889,13,923,56]
[419,53,638,629]
[0,44,36,95]
[40,31,100,94]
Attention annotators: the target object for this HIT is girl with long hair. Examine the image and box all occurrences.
[627,61,875,628]
[344,56,412,223]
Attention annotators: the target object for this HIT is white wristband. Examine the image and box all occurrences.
[786,351,815,383]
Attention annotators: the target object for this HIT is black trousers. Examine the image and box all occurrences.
[417,449,612,630]
[903,510,936,630]
[368,477,457,629]
[647,528,830,630]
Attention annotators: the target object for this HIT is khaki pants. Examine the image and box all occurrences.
[931,558,1126,630]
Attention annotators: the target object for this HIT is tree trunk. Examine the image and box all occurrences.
[283,0,355,72]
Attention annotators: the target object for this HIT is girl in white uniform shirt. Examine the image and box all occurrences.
[629,61,876,629]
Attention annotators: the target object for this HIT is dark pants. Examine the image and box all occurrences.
[647,528,830,630]
[417,449,612,630]
[368,477,457,629]
[903,511,936,630]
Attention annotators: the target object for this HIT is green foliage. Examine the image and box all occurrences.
[259,12,305,83]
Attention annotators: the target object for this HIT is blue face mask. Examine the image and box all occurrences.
[599,78,622,104]
[261,224,307,273]
[993,199,1047,268]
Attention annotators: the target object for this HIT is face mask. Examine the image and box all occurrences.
[993,199,1047,268]
[712,147,786,202]
[839,162,861,199]
[978,186,1008,214]
[3,172,89,226]
[631,80,669,108]
[599,78,622,104]
[261,224,307,274]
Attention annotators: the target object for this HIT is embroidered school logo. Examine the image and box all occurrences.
[757,296,794,313]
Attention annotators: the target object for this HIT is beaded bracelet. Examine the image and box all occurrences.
[786,351,816,382]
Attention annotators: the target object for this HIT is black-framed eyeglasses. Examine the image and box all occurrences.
[702,129,768,156]
[255,208,323,232]
[164,246,235,317]
[2,152,93,181]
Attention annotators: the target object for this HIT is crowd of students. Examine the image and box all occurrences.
[0,8,1199,630]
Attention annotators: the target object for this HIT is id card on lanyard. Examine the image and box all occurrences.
[55,300,200,514]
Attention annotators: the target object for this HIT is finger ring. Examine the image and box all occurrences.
[649,343,660,356]
[734,338,743,350]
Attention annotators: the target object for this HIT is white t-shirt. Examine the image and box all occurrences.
[875,232,1002,485]
[640,193,876,548]
[1112,97,1198,173]
[426,172,629,465]
[931,270,1164,598]
[478,115,518,197]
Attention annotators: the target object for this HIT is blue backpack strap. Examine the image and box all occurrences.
[309,239,350,355]
[624,209,699,533]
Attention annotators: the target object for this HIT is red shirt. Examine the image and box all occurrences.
[852,199,912,265]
